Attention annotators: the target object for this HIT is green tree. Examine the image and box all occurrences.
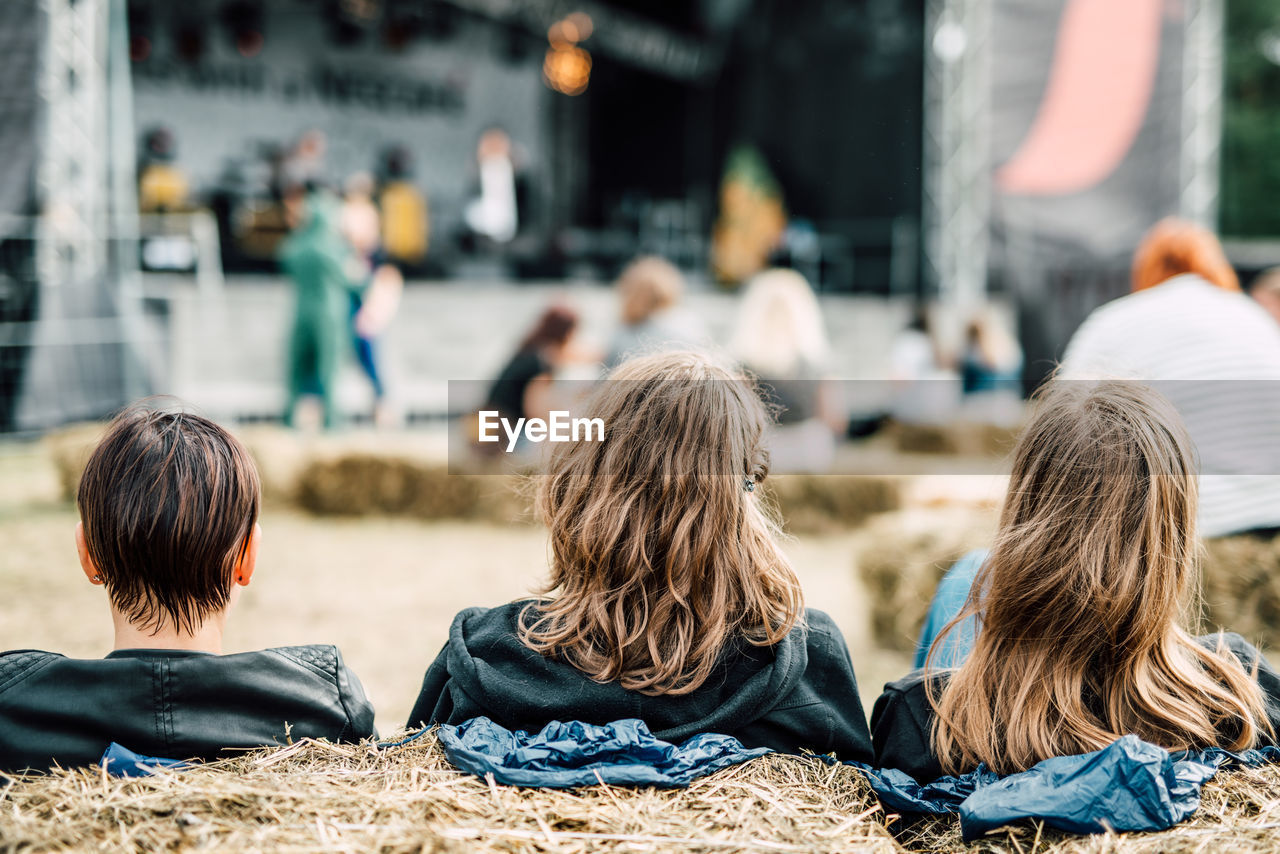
[1221,0,1280,237]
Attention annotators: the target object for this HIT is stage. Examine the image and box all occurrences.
[144,274,937,426]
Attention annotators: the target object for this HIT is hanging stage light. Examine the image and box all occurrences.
[543,13,592,96]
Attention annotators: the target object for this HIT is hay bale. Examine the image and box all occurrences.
[1201,534,1280,653]
[767,476,901,534]
[294,454,534,524]
[4,733,1280,852]
[44,423,107,503]
[890,421,1019,458]
[0,732,896,853]
[293,461,898,532]
[236,426,321,505]
[855,509,996,653]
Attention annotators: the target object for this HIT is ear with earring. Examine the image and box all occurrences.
[743,476,756,493]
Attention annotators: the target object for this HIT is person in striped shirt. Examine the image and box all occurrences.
[1061,218,1280,539]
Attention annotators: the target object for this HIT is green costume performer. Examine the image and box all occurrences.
[279,192,358,429]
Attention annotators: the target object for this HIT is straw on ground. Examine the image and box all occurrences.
[4,732,1280,853]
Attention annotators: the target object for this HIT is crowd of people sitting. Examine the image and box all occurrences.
[3,218,1280,803]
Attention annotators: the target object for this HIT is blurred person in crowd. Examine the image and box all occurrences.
[1061,217,1280,538]
[889,303,944,381]
[137,127,189,213]
[960,310,1022,395]
[958,309,1023,426]
[729,268,839,472]
[462,127,520,248]
[605,256,709,368]
[887,303,956,424]
[341,172,402,427]
[485,305,582,427]
[1247,267,1280,328]
[378,146,429,272]
[280,189,358,430]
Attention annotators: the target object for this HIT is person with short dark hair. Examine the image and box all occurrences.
[0,405,376,774]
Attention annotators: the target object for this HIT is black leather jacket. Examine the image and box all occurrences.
[0,646,377,774]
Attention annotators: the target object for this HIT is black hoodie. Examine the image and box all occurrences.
[407,601,873,762]
[871,632,1280,783]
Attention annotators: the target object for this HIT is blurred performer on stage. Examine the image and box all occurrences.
[729,268,838,473]
[341,173,403,427]
[605,256,709,368]
[137,127,189,213]
[711,146,786,286]
[462,128,521,249]
[280,190,357,430]
[280,130,328,194]
[1062,218,1280,538]
[378,146,429,274]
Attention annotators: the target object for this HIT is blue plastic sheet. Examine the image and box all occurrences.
[98,731,431,779]
[854,734,1280,842]
[100,743,189,777]
[436,716,771,788]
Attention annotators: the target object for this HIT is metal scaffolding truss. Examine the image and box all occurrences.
[922,0,1224,306]
[37,0,109,288]
[920,0,991,308]
[15,0,146,430]
[1180,0,1224,229]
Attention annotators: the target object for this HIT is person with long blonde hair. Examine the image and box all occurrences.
[872,380,1280,782]
[409,350,873,759]
[728,268,839,473]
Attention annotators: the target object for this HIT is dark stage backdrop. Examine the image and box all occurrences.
[989,0,1188,389]
[580,0,924,294]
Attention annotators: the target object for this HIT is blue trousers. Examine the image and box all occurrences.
[914,549,986,669]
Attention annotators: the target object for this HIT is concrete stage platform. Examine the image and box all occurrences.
[144,274,948,426]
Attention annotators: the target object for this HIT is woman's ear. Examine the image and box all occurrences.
[234,523,261,587]
[75,522,103,585]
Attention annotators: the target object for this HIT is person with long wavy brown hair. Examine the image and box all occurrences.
[408,350,873,760]
[872,380,1280,782]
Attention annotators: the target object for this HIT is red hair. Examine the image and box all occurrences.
[1131,218,1238,293]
